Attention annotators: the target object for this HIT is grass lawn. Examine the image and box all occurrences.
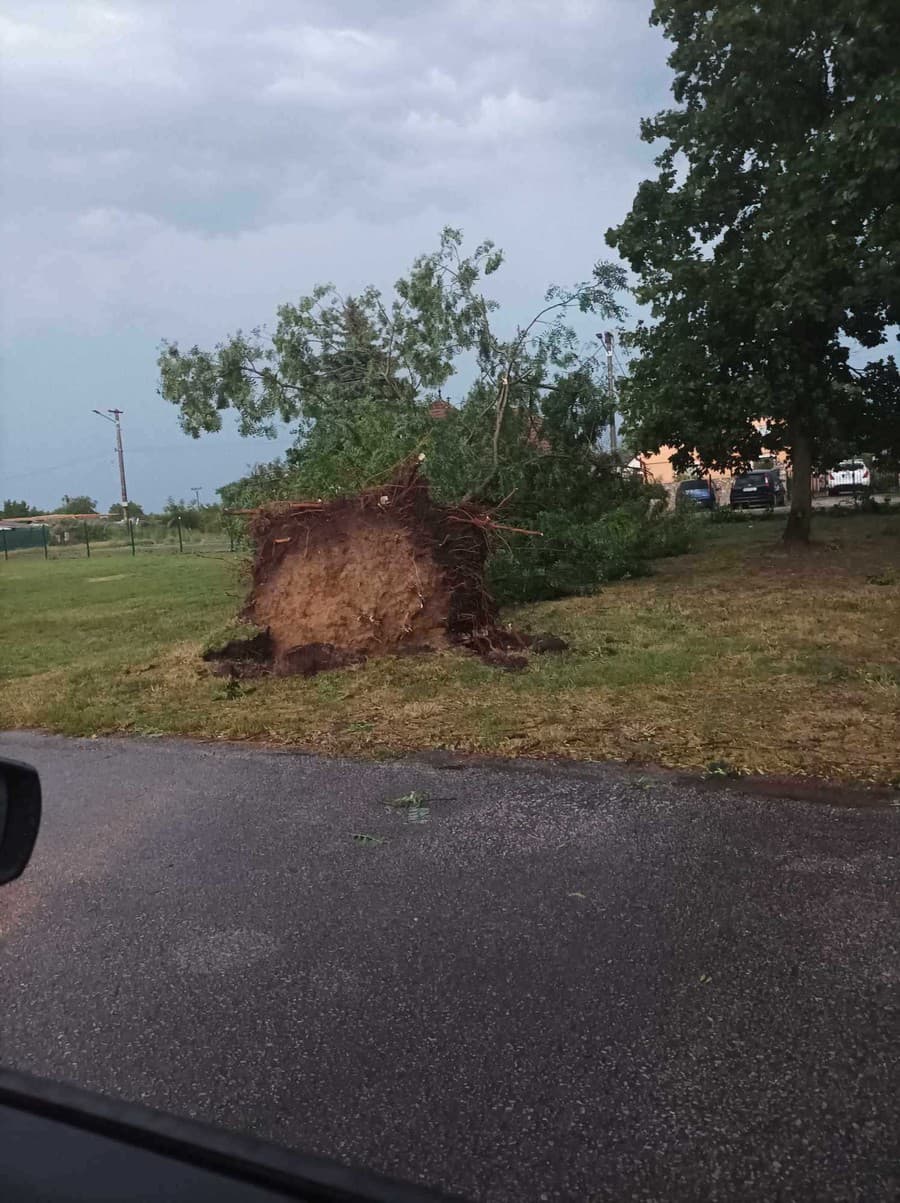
[2,514,898,784]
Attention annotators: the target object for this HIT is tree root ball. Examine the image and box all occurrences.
[206,464,568,678]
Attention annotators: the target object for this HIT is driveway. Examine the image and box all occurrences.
[812,492,897,509]
[1,732,897,1201]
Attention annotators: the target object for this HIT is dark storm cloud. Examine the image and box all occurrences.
[0,0,670,338]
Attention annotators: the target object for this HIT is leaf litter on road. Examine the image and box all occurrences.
[384,790,431,823]
[352,833,387,847]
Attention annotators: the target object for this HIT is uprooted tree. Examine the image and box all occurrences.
[159,228,623,499]
[607,0,900,542]
[203,460,562,677]
[159,229,691,601]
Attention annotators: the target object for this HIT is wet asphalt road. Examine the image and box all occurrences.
[1,732,898,1202]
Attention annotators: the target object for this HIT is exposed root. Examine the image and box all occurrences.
[213,462,564,677]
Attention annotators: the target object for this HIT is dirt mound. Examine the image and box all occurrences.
[213,462,561,678]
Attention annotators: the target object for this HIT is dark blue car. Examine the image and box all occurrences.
[675,478,718,510]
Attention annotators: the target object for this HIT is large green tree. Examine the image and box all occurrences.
[2,499,40,518]
[108,501,144,520]
[608,0,900,540]
[58,495,98,515]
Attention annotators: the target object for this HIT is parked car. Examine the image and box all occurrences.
[675,479,718,510]
[730,470,786,509]
[826,460,870,496]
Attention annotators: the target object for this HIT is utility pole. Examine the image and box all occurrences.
[93,408,129,513]
[190,486,202,508]
[604,331,617,455]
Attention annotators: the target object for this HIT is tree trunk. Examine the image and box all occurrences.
[784,428,812,543]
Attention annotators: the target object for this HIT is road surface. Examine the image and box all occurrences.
[1,732,897,1201]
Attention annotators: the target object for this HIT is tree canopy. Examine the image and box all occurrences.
[159,229,697,599]
[108,501,144,520]
[607,0,900,540]
[2,499,40,518]
[58,495,98,515]
[159,228,626,509]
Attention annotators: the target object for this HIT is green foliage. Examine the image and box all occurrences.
[709,506,779,525]
[217,462,295,512]
[704,759,744,780]
[384,791,430,823]
[108,501,145,520]
[2,499,40,518]
[161,228,626,506]
[820,496,898,518]
[607,0,900,541]
[871,465,900,493]
[160,228,695,600]
[489,499,695,604]
[159,498,224,533]
[162,497,200,529]
[855,360,900,473]
[159,229,503,440]
[4,518,897,783]
[58,495,97,515]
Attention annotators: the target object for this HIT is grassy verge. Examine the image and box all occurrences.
[2,515,898,784]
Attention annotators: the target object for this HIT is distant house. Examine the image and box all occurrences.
[638,424,794,507]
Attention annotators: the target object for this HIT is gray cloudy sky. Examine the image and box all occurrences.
[1,0,671,511]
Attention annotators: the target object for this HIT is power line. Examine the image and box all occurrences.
[1,450,121,484]
[0,441,201,485]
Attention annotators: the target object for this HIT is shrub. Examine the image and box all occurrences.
[487,502,695,604]
[819,496,897,517]
[709,506,780,524]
